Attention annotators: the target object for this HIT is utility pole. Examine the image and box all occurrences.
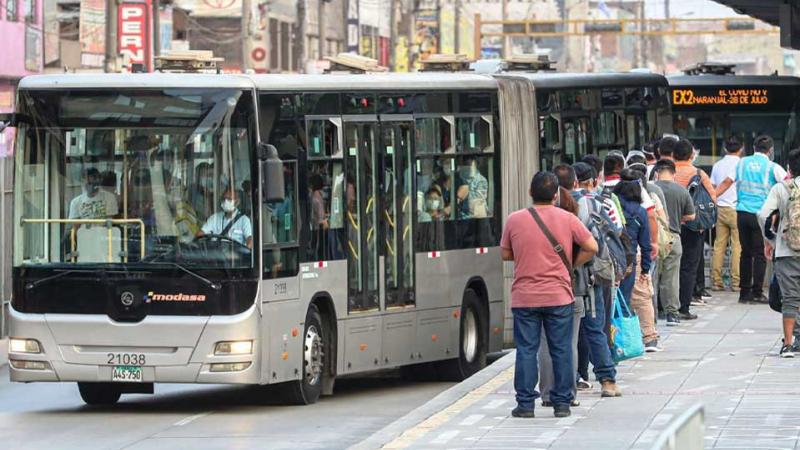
[454,0,461,53]
[389,0,397,69]
[294,0,306,71]
[105,0,118,72]
[501,0,508,57]
[318,0,326,61]
[664,0,670,19]
[152,0,161,57]
[242,0,251,72]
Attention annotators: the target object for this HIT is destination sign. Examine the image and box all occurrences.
[672,88,769,106]
[670,85,797,111]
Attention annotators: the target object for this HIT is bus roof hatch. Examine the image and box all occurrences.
[324,53,388,74]
[419,54,474,72]
[154,51,224,73]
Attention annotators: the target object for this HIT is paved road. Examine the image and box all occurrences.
[0,366,455,450]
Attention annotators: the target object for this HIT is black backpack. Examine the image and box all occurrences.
[581,193,634,282]
[684,169,718,232]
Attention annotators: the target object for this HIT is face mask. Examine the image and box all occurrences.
[221,199,236,213]
[427,199,441,210]
[459,165,476,180]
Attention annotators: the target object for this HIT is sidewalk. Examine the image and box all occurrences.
[355,292,800,449]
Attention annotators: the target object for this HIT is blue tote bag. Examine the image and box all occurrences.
[610,289,645,362]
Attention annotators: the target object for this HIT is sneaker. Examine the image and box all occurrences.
[553,404,571,418]
[690,298,708,306]
[700,290,712,300]
[679,311,698,321]
[576,378,592,390]
[600,380,623,397]
[645,340,663,352]
[666,313,680,326]
[712,285,725,292]
[752,294,769,304]
[511,406,536,418]
[780,345,795,358]
[791,340,800,353]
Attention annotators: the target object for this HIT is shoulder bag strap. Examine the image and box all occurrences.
[221,212,244,237]
[528,207,573,277]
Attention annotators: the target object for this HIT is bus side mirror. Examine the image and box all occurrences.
[259,143,285,202]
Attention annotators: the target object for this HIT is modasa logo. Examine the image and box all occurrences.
[144,291,207,303]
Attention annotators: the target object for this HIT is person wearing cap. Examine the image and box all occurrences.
[709,135,743,292]
[571,162,621,396]
[643,141,660,181]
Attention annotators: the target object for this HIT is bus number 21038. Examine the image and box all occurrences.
[107,353,146,366]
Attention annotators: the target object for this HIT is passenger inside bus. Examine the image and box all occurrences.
[419,187,445,222]
[68,167,120,224]
[189,162,215,222]
[196,187,253,249]
[456,157,489,219]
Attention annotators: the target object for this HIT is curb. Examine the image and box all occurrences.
[0,338,7,368]
[351,350,516,450]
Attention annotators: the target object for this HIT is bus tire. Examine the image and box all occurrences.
[283,304,325,405]
[437,289,488,381]
[78,382,122,405]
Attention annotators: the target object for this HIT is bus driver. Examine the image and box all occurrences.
[196,187,253,249]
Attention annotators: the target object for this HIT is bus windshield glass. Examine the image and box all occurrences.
[13,88,256,269]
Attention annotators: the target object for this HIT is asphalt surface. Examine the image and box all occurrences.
[0,367,456,450]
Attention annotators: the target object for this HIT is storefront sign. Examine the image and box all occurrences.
[118,1,152,71]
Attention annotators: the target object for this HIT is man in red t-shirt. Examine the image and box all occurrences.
[501,172,597,419]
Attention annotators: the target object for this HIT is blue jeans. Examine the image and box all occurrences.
[513,304,575,410]
[580,285,617,382]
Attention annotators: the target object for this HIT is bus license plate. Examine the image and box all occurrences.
[112,365,143,382]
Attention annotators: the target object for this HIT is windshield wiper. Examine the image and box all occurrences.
[25,270,81,291]
[140,261,221,291]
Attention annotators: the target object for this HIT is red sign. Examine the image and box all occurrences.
[118,1,152,71]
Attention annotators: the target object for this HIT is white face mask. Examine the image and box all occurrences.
[427,199,441,210]
[221,199,236,213]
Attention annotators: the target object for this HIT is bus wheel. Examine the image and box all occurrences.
[437,289,487,381]
[284,304,325,405]
[78,382,122,405]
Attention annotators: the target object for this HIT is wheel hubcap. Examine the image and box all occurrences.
[463,308,478,363]
[304,325,324,386]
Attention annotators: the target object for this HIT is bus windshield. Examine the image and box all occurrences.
[13,88,256,269]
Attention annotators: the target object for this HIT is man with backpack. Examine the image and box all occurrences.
[654,159,696,325]
[672,138,716,320]
[759,148,800,357]
[718,135,787,304]
[570,162,622,396]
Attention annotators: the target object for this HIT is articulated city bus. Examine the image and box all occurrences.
[7,69,669,405]
[669,66,800,170]
[8,72,540,406]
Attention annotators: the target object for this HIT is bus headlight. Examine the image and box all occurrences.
[209,362,251,372]
[9,338,42,354]
[214,340,253,355]
[9,360,50,370]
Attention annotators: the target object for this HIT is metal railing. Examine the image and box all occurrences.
[20,218,146,263]
[649,403,705,450]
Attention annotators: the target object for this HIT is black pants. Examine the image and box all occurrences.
[679,227,705,314]
[737,211,766,297]
[694,241,707,296]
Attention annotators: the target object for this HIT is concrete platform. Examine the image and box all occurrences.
[355,292,800,449]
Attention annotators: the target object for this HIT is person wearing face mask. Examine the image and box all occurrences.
[68,167,120,224]
[456,157,489,219]
[419,187,445,222]
[197,187,253,249]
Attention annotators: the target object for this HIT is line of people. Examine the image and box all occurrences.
[502,133,800,419]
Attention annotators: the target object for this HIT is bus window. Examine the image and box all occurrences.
[563,118,589,164]
[415,117,454,153]
[416,157,455,224]
[456,116,493,152]
[264,161,299,278]
[593,111,624,148]
[308,120,341,158]
[626,115,648,150]
[306,160,345,262]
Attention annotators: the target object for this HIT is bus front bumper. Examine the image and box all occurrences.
[8,305,262,385]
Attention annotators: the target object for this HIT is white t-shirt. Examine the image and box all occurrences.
[710,154,740,208]
[68,190,119,220]
[604,178,655,211]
